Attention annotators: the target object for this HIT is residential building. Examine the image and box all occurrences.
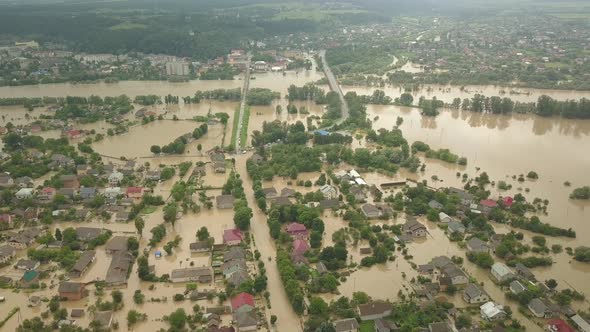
[234,310,257,332]
[14,176,34,188]
[463,283,489,304]
[79,187,97,199]
[76,227,103,242]
[69,251,96,278]
[58,282,86,300]
[217,195,236,209]
[262,187,278,199]
[428,321,453,332]
[93,311,113,329]
[447,221,465,234]
[546,319,575,332]
[320,184,337,199]
[350,186,367,202]
[224,247,246,262]
[509,280,526,295]
[402,218,427,238]
[361,204,382,219]
[222,259,247,279]
[334,318,359,332]
[428,200,443,209]
[146,170,161,181]
[514,263,536,281]
[213,161,226,173]
[190,241,211,253]
[60,175,80,189]
[528,298,550,318]
[170,267,212,283]
[126,186,144,199]
[0,174,14,188]
[441,264,468,285]
[571,314,590,332]
[108,171,124,185]
[286,223,308,239]
[105,251,133,287]
[491,262,514,283]
[105,236,128,254]
[231,292,255,314]
[0,214,14,229]
[39,187,57,201]
[448,187,475,206]
[319,199,341,210]
[165,61,190,76]
[0,245,16,264]
[104,187,122,198]
[439,212,452,223]
[480,301,506,321]
[223,229,243,246]
[16,188,35,199]
[466,238,490,254]
[15,259,40,271]
[374,318,399,332]
[358,301,392,321]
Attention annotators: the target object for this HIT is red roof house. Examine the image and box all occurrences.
[502,197,514,207]
[65,130,83,139]
[480,199,498,208]
[231,292,255,313]
[223,229,243,246]
[0,214,13,228]
[286,223,308,239]
[547,319,575,332]
[292,239,309,255]
[39,187,57,201]
[126,186,144,199]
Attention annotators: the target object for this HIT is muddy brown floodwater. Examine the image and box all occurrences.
[2,71,590,331]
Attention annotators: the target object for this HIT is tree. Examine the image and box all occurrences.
[270,315,277,325]
[545,279,558,289]
[308,297,329,316]
[150,145,161,154]
[54,228,62,241]
[196,227,210,241]
[127,310,146,328]
[167,309,187,329]
[112,290,123,304]
[197,144,202,154]
[234,206,252,230]
[134,218,145,237]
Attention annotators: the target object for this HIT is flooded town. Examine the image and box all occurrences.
[1,1,590,332]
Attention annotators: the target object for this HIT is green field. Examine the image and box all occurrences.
[360,321,375,332]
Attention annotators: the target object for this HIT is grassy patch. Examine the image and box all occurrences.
[360,321,375,332]
[140,206,158,215]
[239,106,250,149]
[229,105,240,150]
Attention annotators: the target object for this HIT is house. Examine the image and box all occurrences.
[316,262,328,275]
[463,283,490,304]
[403,218,427,238]
[227,269,250,287]
[466,238,489,254]
[70,309,85,318]
[441,264,468,285]
[20,270,39,287]
[50,154,75,169]
[480,301,506,321]
[447,221,465,234]
[15,259,40,271]
[16,188,35,199]
[350,186,367,202]
[286,223,308,239]
[502,197,514,208]
[262,187,278,199]
[76,227,103,242]
[105,251,133,287]
[528,298,550,318]
[428,321,453,332]
[115,210,130,222]
[374,318,399,332]
[60,175,80,189]
[170,267,212,283]
[93,311,113,329]
[428,200,443,209]
[58,282,86,300]
[223,229,243,246]
[126,186,144,199]
[69,251,96,278]
[334,318,359,332]
[190,241,211,253]
[514,263,536,281]
[224,247,246,262]
[217,195,235,209]
[439,212,452,223]
[76,164,89,175]
[145,170,161,181]
[222,259,247,279]
[58,188,76,198]
[547,319,575,332]
[479,199,498,213]
[449,187,475,206]
[75,209,91,220]
[319,199,341,210]
[510,280,526,295]
[39,187,57,201]
[108,171,124,185]
[7,233,36,249]
[231,292,255,314]
[571,314,590,332]
[105,236,128,254]
[271,196,292,207]
[0,174,14,188]
[0,245,16,264]
[320,184,337,200]
[361,204,382,219]
[358,301,392,321]
[0,214,14,229]
[104,187,122,198]
[15,176,34,188]
[213,161,226,173]
[292,239,309,256]
[234,310,257,332]
[79,187,97,199]
[491,262,514,283]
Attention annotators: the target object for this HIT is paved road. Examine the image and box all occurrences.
[319,50,349,124]
[234,64,251,153]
